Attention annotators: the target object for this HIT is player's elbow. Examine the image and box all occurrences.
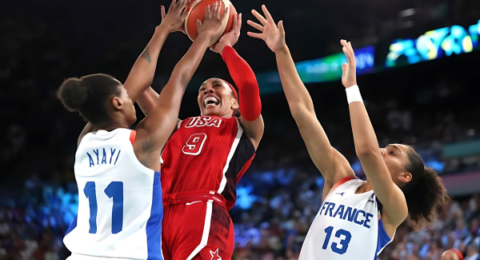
[171,63,196,86]
[290,103,308,116]
[290,105,314,124]
[168,74,189,89]
[133,70,154,87]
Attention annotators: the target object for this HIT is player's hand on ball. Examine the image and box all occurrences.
[247,5,286,53]
[160,0,189,33]
[340,40,357,88]
[210,13,242,54]
[197,2,230,46]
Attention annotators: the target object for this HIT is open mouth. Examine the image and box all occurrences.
[204,96,220,108]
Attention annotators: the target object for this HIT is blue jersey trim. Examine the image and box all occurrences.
[65,215,78,236]
[146,171,163,260]
[374,219,392,259]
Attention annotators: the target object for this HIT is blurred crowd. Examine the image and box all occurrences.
[2,0,480,260]
[1,172,480,260]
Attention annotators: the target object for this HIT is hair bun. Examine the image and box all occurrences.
[57,77,90,112]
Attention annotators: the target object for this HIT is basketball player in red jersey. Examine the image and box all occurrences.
[135,8,264,260]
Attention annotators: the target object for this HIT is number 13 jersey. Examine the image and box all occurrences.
[299,177,394,260]
[161,116,256,210]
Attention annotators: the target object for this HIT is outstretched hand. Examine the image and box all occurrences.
[247,5,286,53]
[196,1,230,46]
[210,13,242,54]
[160,0,189,33]
[341,40,357,88]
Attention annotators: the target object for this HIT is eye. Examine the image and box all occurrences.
[389,151,396,156]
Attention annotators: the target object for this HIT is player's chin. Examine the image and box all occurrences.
[203,106,220,116]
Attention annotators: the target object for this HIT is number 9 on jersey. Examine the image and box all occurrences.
[182,133,207,155]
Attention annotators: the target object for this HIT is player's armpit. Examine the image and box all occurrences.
[141,137,156,153]
[329,150,356,183]
[133,115,174,172]
[239,115,264,150]
[134,135,158,169]
[319,149,356,202]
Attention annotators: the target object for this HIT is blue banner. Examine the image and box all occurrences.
[257,46,375,93]
[386,20,480,67]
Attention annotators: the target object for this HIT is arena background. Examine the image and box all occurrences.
[1,0,480,259]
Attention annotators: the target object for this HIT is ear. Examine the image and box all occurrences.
[112,96,123,110]
[398,172,413,184]
[230,98,239,110]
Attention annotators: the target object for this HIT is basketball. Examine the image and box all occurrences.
[184,0,237,42]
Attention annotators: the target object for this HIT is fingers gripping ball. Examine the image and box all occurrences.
[185,0,237,42]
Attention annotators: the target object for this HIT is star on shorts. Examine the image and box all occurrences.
[210,248,222,260]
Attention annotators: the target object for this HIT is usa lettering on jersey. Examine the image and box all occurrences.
[318,201,374,229]
[87,147,122,167]
[185,116,222,128]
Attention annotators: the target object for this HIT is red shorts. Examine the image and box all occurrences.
[162,191,235,260]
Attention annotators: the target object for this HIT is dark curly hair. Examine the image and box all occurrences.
[401,147,449,229]
[57,73,121,125]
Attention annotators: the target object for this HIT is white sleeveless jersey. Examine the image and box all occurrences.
[63,129,163,260]
[299,177,394,260]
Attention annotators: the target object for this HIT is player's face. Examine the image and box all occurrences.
[441,251,460,260]
[198,78,238,117]
[119,85,136,126]
[380,144,412,186]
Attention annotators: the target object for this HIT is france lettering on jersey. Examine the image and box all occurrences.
[299,177,394,260]
[64,129,163,260]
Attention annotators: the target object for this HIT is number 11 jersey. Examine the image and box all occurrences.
[161,116,255,210]
[299,177,394,260]
[64,129,163,260]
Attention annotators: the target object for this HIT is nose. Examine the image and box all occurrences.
[380,148,386,156]
[203,86,214,95]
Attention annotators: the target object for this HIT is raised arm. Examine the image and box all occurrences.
[247,6,354,191]
[223,46,264,149]
[210,14,264,149]
[341,40,408,227]
[76,1,187,144]
[124,0,189,103]
[134,3,229,171]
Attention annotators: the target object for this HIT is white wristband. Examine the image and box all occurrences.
[346,85,363,104]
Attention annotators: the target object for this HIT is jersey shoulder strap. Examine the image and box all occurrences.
[129,130,136,145]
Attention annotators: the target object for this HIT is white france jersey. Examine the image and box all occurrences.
[64,129,163,260]
[299,177,394,260]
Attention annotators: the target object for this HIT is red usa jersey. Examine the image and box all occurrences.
[161,116,255,210]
